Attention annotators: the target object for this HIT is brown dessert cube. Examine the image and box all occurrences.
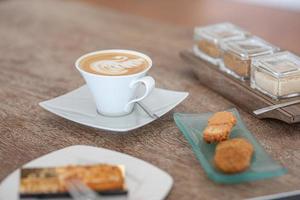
[221,37,278,80]
[194,23,247,63]
[198,39,221,58]
[223,51,250,77]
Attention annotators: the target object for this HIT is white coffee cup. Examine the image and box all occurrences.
[75,49,155,117]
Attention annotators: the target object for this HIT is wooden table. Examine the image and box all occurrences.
[0,0,300,199]
[88,0,300,54]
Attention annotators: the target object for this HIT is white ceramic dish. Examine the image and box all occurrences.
[0,145,173,200]
[39,85,188,132]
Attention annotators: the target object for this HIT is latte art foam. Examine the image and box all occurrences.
[90,56,146,75]
[80,52,149,76]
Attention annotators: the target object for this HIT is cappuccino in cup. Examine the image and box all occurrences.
[79,52,150,76]
[76,50,155,117]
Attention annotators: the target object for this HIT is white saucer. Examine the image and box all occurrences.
[0,145,173,200]
[39,85,188,132]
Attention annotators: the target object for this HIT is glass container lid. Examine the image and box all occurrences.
[253,51,300,77]
[194,22,247,43]
[221,37,279,59]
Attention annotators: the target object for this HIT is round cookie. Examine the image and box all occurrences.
[214,138,254,173]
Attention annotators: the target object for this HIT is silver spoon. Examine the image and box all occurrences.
[136,102,159,119]
[253,99,300,115]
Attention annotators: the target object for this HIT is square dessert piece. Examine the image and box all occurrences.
[220,37,279,81]
[19,164,127,198]
[251,51,300,99]
[208,111,237,125]
[203,124,234,143]
[193,22,247,65]
[203,111,237,143]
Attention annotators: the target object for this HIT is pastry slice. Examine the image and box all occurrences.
[203,111,237,143]
[56,164,125,192]
[19,164,127,198]
[208,111,237,126]
[203,124,233,143]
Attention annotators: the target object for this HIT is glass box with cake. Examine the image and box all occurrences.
[220,36,279,81]
[251,51,300,100]
[194,22,248,65]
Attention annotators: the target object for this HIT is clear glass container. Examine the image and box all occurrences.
[220,37,279,81]
[251,51,300,99]
[194,22,248,65]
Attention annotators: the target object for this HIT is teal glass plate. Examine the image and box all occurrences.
[173,108,287,184]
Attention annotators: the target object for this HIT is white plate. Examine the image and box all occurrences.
[39,85,188,132]
[0,145,173,200]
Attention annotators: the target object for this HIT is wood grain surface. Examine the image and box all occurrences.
[87,0,300,54]
[0,0,300,199]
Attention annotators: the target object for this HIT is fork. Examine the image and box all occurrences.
[66,180,128,200]
[66,179,99,200]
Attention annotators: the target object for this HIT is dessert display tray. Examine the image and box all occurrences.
[180,50,300,124]
[173,108,286,184]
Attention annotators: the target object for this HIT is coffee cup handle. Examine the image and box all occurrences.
[125,76,155,112]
